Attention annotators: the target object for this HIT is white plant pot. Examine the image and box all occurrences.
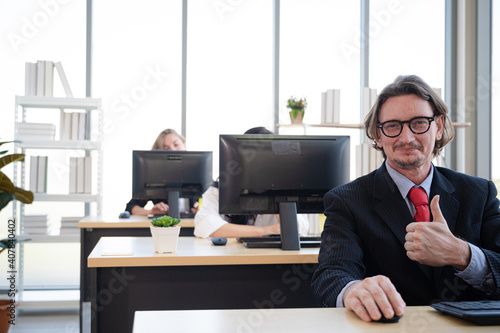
[150,225,181,253]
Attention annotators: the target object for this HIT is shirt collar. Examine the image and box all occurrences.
[385,160,434,199]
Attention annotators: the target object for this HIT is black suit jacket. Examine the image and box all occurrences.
[311,163,500,306]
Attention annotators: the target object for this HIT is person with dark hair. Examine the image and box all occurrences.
[125,128,190,216]
[311,75,500,322]
[194,127,309,238]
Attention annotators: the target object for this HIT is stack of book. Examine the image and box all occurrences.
[321,89,341,124]
[24,60,73,97]
[60,111,88,140]
[23,214,50,235]
[69,156,92,194]
[363,87,378,121]
[356,143,384,178]
[29,156,48,193]
[16,122,56,141]
[60,216,82,235]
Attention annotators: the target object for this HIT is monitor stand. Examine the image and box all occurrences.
[278,202,300,250]
[168,190,180,219]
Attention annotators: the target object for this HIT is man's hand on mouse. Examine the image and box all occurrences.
[404,195,471,270]
[150,202,169,214]
[343,275,406,322]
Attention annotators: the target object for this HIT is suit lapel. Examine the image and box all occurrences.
[372,164,413,248]
[429,168,460,233]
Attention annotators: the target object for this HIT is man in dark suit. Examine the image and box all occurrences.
[311,75,500,322]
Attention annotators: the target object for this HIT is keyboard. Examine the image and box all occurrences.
[237,235,322,248]
[431,300,500,325]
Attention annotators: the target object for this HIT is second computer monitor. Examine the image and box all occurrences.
[132,150,213,219]
[218,134,350,250]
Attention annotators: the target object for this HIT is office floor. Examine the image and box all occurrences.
[9,310,79,333]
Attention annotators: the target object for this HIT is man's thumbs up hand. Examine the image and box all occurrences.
[430,195,446,223]
[405,195,471,269]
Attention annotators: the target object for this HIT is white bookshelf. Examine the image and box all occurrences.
[12,95,103,307]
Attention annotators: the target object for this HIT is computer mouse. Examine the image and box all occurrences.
[119,211,131,218]
[374,314,401,323]
[211,237,227,246]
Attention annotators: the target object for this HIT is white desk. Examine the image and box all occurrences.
[79,216,194,333]
[133,307,500,333]
[88,237,319,333]
[88,236,319,333]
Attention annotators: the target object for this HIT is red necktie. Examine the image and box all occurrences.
[408,187,430,222]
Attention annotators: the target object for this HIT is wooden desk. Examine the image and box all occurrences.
[132,306,500,333]
[79,216,194,332]
[88,237,319,333]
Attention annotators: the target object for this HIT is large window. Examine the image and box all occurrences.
[93,0,182,215]
[280,0,360,126]
[186,0,273,173]
[369,0,445,94]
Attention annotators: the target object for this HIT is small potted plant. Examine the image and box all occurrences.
[287,96,307,124]
[150,215,181,253]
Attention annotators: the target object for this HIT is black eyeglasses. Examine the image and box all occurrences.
[376,116,435,138]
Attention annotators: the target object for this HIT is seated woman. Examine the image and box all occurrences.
[194,127,309,238]
[124,128,191,216]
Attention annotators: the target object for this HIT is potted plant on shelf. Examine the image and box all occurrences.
[287,96,307,124]
[150,215,181,253]
[0,141,34,331]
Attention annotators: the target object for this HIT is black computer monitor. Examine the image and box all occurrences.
[219,135,350,250]
[132,150,213,219]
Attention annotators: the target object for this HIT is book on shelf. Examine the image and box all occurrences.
[24,62,37,96]
[61,111,72,140]
[78,112,87,140]
[363,87,378,122]
[321,92,327,124]
[356,143,384,178]
[60,216,83,234]
[24,60,73,97]
[29,156,38,193]
[59,111,87,141]
[84,156,92,194]
[44,60,54,97]
[23,214,50,235]
[36,156,48,193]
[16,122,56,141]
[23,214,48,221]
[54,61,73,98]
[76,157,84,193]
[24,220,50,227]
[69,156,92,194]
[322,89,340,124]
[29,156,48,193]
[36,60,45,97]
[71,112,79,140]
[433,87,442,98]
[23,226,51,235]
[69,157,77,194]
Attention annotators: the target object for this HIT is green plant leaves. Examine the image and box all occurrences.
[0,192,14,211]
[0,153,25,170]
[0,145,34,211]
[151,215,181,227]
[13,186,34,204]
[0,237,31,255]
